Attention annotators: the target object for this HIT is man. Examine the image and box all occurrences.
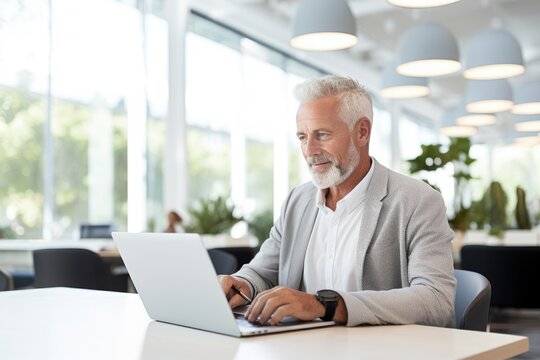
[219,75,456,327]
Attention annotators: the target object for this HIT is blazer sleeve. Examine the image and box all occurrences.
[339,190,456,327]
[232,187,295,296]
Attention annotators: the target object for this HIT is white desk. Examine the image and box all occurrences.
[0,288,529,360]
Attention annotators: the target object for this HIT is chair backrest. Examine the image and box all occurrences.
[212,247,257,269]
[33,248,109,290]
[0,269,13,291]
[207,249,238,275]
[460,245,540,308]
[454,269,491,331]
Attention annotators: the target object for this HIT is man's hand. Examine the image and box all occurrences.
[245,286,325,326]
[218,275,253,309]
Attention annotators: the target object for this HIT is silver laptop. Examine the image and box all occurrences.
[112,232,335,337]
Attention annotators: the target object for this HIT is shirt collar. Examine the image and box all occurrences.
[316,157,375,213]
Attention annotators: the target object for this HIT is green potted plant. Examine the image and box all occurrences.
[184,196,243,235]
[408,137,476,232]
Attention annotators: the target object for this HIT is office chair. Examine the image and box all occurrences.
[460,245,540,308]
[208,249,238,275]
[0,269,14,291]
[454,269,491,331]
[212,247,257,269]
[33,248,128,292]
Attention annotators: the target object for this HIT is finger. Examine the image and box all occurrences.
[245,290,271,322]
[247,289,288,324]
[268,304,295,325]
[229,293,249,309]
[218,275,233,298]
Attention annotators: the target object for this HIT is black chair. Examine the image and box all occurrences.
[454,269,491,331]
[33,248,128,292]
[208,249,238,275]
[0,269,13,291]
[460,245,540,309]
[212,247,257,269]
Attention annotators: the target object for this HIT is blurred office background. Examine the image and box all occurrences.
[0,0,539,242]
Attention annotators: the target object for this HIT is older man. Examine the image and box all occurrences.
[220,75,456,327]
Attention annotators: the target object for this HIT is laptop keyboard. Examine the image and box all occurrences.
[234,313,303,327]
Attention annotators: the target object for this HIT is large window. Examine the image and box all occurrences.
[0,0,166,239]
[185,13,325,221]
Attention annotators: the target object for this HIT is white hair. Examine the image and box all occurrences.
[294,75,373,129]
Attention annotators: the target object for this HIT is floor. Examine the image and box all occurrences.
[489,309,540,359]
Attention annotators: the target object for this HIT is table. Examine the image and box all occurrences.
[0,288,529,360]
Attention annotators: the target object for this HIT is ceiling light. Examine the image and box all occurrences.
[464,28,525,80]
[455,103,496,127]
[466,79,513,113]
[397,22,461,77]
[513,80,540,115]
[290,0,357,51]
[440,108,477,137]
[514,114,540,132]
[513,133,540,146]
[380,64,429,99]
[387,0,461,8]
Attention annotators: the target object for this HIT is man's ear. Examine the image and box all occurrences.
[354,118,371,147]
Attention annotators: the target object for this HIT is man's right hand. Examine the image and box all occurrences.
[218,275,253,309]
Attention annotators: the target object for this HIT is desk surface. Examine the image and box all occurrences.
[0,288,528,360]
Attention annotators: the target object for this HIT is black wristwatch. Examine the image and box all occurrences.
[316,289,339,321]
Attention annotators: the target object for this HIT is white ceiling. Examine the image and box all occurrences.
[191,0,540,124]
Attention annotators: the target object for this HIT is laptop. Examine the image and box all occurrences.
[112,232,335,337]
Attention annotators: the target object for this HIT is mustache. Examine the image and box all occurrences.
[306,155,336,166]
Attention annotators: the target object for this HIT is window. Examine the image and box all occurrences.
[0,0,166,238]
[185,13,325,222]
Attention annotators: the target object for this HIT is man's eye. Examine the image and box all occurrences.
[298,135,306,142]
[317,133,329,139]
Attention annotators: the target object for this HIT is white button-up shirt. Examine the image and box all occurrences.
[302,159,375,294]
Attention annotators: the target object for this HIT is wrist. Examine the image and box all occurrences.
[316,289,339,321]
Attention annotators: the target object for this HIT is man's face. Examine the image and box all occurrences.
[296,96,360,189]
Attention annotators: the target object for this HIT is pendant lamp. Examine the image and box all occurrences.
[464,28,525,80]
[514,114,540,132]
[466,79,513,113]
[380,64,429,99]
[513,80,540,115]
[387,0,461,8]
[397,22,461,77]
[454,102,496,127]
[440,108,477,137]
[510,130,540,146]
[290,0,357,51]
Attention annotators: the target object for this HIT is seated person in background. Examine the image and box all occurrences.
[219,75,456,327]
[164,211,184,233]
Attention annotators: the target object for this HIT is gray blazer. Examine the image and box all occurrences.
[235,159,456,327]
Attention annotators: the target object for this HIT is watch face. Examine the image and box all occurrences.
[317,289,339,301]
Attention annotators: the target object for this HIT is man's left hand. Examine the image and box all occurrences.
[244,286,325,325]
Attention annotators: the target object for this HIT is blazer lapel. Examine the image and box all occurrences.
[356,160,388,285]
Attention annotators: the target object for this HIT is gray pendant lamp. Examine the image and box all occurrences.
[514,114,540,132]
[387,0,461,8]
[508,128,540,146]
[464,28,525,80]
[380,64,429,99]
[397,22,461,77]
[465,79,513,113]
[513,80,540,115]
[454,102,496,127]
[290,0,357,51]
[440,107,477,137]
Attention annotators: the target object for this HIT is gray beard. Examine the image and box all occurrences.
[308,144,360,189]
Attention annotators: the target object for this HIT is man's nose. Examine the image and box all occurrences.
[303,137,320,157]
